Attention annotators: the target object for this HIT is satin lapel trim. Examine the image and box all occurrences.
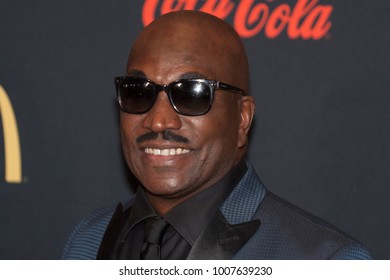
[97,203,127,259]
[187,211,260,260]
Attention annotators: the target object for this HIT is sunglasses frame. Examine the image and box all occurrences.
[115,76,246,116]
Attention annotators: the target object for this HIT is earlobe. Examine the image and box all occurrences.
[238,96,255,148]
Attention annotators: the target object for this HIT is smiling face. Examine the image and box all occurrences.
[120,11,255,214]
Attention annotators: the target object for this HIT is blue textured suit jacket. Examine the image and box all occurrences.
[62,164,372,259]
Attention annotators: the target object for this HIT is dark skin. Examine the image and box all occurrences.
[120,11,255,215]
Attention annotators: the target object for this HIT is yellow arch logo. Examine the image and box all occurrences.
[0,85,22,183]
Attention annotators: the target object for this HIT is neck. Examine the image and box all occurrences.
[144,184,211,216]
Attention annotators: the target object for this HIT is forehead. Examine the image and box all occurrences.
[127,22,236,84]
[127,44,220,83]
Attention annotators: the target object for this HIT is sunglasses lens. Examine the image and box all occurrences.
[117,79,155,114]
[170,81,212,116]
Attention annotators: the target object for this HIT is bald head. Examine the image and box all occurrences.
[127,11,249,92]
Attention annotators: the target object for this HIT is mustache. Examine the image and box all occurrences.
[136,130,190,144]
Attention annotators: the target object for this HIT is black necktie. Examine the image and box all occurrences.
[140,217,168,260]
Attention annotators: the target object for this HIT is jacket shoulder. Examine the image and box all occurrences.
[236,192,372,259]
[61,206,116,259]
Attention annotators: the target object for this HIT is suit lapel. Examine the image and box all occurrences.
[188,163,267,259]
[97,203,129,259]
[187,211,260,259]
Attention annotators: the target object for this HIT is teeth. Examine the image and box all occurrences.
[145,148,190,156]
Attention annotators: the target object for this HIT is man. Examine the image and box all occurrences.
[62,11,371,259]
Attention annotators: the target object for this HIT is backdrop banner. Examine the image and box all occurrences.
[0,0,389,259]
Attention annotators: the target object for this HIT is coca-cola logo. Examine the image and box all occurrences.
[142,0,333,40]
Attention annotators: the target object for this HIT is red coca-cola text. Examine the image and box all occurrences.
[142,0,333,40]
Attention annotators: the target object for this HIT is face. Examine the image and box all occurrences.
[119,16,254,210]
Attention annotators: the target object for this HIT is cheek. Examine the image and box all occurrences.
[120,117,132,147]
[120,115,141,164]
[120,131,131,163]
[193,115,240,161]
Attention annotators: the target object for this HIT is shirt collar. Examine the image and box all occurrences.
[123,187,157,239]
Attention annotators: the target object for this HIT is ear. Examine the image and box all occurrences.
[237,95,255,149]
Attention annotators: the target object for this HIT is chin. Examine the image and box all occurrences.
[143,181,192,199]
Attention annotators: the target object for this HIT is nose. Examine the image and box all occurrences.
[142,91,182,133]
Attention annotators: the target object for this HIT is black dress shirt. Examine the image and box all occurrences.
[106,159,247,259]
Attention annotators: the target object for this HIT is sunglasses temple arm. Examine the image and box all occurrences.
[217,82,245,95]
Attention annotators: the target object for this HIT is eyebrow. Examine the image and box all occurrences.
[126,69,147,78]
[126,70,208,81]
[178,72,207,80]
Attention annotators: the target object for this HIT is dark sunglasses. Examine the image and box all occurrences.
[115,76,245,116]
